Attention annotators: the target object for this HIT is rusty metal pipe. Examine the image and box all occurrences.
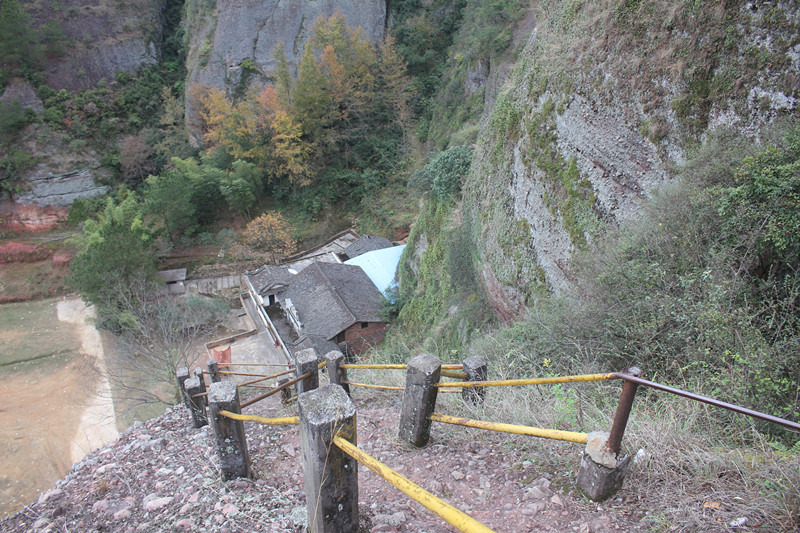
[606,367,642,456]
[238,367,296,387]
[240,371,312,408]
[613,371,800,433]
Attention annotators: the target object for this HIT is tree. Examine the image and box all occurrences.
[142,170,197,243]
[241,211,296,263]
[119,133,155,186]
[219,159,261,216]
[94,269,228,410]
[69,194,158,325]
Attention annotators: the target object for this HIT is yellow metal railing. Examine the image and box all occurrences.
[435,372,616,388]
[218,410,299,425]
[341,364,464,370]
[332,435,495,533]
[430,413,588,444]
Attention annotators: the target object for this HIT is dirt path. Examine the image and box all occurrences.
[55,298,119,462]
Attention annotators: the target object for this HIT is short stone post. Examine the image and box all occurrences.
[398,353,441,447]
[208,381,250,480]
[324,350,349,395]
[576,432,631,501]
[461,355,488,405]
[577,366,641,500]
[298,384,358,532]
[295,348,320,395]
[184,376,208,428]
[207,360,221,383]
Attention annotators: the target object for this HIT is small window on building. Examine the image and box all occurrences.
[336,332,346,344]
[361,322,369,329]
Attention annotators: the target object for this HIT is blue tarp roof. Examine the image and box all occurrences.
[344,245,406,296]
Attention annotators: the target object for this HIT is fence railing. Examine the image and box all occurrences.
[177,349,800,532]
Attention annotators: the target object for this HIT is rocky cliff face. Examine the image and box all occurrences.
[465,1,800,319]
[25,0,166,91]
[183,0,387,143]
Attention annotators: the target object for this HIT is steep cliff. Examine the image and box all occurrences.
[23,0,167,91]
[183,0,387,143]
[465,0,800,318]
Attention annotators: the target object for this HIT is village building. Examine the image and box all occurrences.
[243,232,403,359]
[340,234,393,261]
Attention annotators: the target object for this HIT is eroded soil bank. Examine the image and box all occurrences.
[0,297,118,517]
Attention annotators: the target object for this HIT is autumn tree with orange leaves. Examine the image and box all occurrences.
[240,211,296,263]
[195,13,412,210]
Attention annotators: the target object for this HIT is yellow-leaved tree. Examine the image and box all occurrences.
[240,211,296,264]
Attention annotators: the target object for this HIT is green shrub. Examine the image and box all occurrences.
[409,144,473,201]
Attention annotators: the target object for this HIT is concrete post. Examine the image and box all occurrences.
[398,353,441,447]
[298,384,358,532]
[295,348,319,395]
[208,381,251,480]
[194,367,207,408]
[461,355,488,405]
[577,432,631,501]
[207,360,221,383]
[176,367,191,406]
[277,376,293,404]
[184,376,208,428]
[324,350,349,395]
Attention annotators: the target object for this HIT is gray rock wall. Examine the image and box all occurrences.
[465,1,800,318]
[184,0,387,144]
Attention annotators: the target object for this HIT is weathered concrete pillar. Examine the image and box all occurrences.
[461,355,488,405]
[324,350,349,395]
[577,432,631,501]
[208,381,250,480]
[298,384,358,532]
[176,367,191,406]
[295,348,320,395]
[398,353,441,447]
[207,360,221,383]
[184,376,208,428]
[194,367,207,408]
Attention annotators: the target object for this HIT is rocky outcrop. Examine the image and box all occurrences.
[0,79,44,114]
[465,1,800,316]
[0,165,107,231]
[17,168,107,208]
[184,0,387,143]
[23,0,165,91]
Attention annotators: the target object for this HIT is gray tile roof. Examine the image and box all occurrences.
[289,335,339,357]
[343,235,393,259]
[246,265,295,295]
[284,262,384,340]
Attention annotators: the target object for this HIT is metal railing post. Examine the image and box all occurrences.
[606,366,642,456]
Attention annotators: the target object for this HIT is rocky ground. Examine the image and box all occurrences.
[1,388,651,533]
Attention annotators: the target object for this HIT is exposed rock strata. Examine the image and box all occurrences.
[466,1,800,316]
